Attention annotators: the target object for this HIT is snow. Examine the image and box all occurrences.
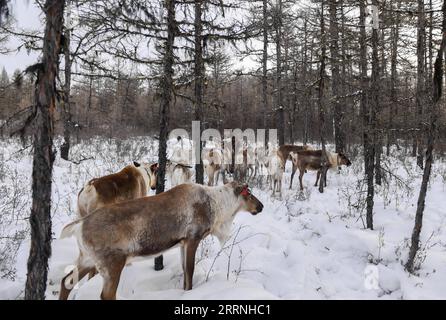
[0,136,446,300]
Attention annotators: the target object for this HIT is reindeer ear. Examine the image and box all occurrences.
[150,163,159,172]
[133,161,141,167]
[233,183,244,196]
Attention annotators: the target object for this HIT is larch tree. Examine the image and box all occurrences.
[328,0,345,153]
[262,0,269,129]
[25,0,66,300]
[414,0,426,169]
[154,0,177,272]
[193,0,205,184]
[359,0,374,230]
[364,0,380,228]
[0,0,8,23]
[318,1,329,194]
[405,0,445,274]
[60,1,73,161]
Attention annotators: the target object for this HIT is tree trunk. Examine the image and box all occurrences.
[239,77,244,128]
[415,0,426,169]
[61,1,72,161]
[367,0,379,225]
[375,20,385,186]
[290,65,299,143]
[154,0,176,272]
[328,0,344,153]
[194,0,204,184]
[0,0,10,23]
[318,2,328,193]
[303,17,309,145]
[25,0,65,300]
[86,75,92,127]
[283,34,291,142]
[359,0,374,230]
[262,0,268,129]
[406,0,445,274]
[340,0,348,149]
[275,0,285,146]
[428,0,433,84]
[387,0,400,156]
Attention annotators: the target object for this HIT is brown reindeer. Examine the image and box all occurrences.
[203,147,233,186]
[77,162,158,217]
[203,148,222,186]
[289,150,352,190]
[169,162,193,186]
[277,144,313,189]
[59,162,158,298]
[59,182,263,300]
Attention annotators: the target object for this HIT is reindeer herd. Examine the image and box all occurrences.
[58,139,351,300]
[199,141,351,196]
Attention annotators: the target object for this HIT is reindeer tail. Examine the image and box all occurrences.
[60,220,82,239]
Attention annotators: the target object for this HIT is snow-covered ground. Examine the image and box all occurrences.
[0,136,446,300]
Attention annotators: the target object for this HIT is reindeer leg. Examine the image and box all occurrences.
[315,170,321,186]
[60,250,95,300]
[88,268,98,280]
[183,238,200,290]
[290,164,296,189]
[278,178,282,198]
[299,169,305,191]
[59,265,94,300]
[180,245,186,289]
[59,270,74,300]
[100,256,126,300]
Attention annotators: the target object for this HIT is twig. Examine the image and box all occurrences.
[226,225,243,280]
[380,165,412,190]
[66,156,94,165]
[11,144,32,156]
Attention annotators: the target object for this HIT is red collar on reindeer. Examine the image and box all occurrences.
[240,186,251,197]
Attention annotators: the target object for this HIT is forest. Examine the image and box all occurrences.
[0,0,445,301]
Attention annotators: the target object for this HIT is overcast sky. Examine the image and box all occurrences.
[1,0,42,74]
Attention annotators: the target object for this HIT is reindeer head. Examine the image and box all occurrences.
[134,161,158,190]
[338,153,352,167]
[233,183,263,215]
